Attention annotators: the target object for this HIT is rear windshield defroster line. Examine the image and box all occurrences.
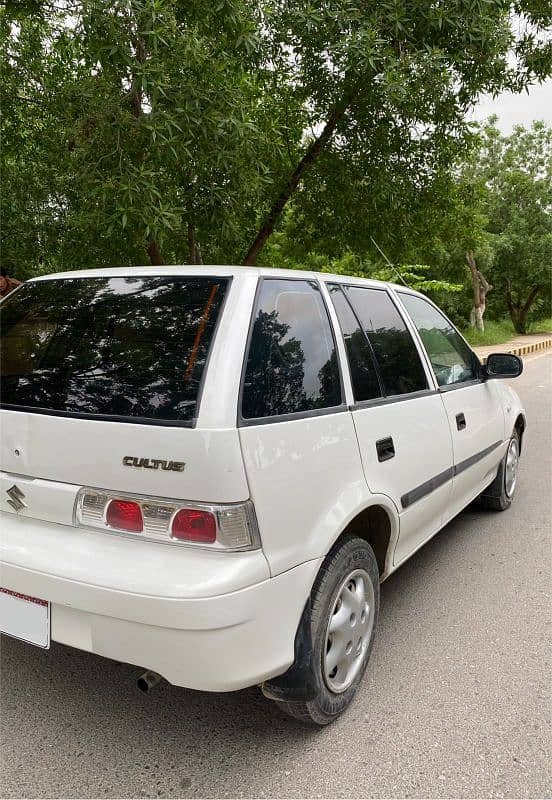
[0,276,228,424]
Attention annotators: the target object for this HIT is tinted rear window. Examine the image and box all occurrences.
[0,276,228,423]
[344,286,428,396]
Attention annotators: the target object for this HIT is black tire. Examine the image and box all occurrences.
[276,535,379,726]
[478,429,520,511]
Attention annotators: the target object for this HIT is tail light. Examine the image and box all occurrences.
[75,488,260,551]
[106,499,143,533]
[171,509,216,543]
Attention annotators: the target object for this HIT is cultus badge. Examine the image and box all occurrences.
[122,457,185,472]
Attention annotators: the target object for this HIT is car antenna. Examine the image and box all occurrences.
[370,237,410,288]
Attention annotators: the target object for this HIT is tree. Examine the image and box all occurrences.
[1,0,295,270]
[2,2,552,275]
[466,251,493,331]
[476,120,552,333]
[241,1,552,264]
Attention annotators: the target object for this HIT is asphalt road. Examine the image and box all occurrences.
[1,354,550,799]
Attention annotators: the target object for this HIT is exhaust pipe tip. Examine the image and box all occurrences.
[137,670,162,693]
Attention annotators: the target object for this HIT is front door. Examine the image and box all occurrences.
[397,292,505,520]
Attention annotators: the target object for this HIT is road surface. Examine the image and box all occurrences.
[1,353,550,799]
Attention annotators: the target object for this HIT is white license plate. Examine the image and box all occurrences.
[0,587,50,648]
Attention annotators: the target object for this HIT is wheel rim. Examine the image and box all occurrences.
[504,437,519,498]
[322,568,375,694]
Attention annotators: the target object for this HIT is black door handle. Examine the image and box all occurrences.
[456,412,466,431]
[376,436,395,462]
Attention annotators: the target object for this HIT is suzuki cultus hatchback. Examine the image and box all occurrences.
[0,267,525,724]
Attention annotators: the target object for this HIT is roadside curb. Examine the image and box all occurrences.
[511,338,552,356]
[479,337,552,363]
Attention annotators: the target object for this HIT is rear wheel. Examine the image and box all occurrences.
[276,535,379,726]
[478,430,520,511]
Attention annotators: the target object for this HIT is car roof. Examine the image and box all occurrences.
[28,264,422,296]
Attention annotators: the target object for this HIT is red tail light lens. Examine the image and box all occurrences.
[76,489,259,549]
[171,509,216,543]
[106,499,143,533]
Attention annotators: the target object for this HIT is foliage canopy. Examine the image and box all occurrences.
[2,0,551,279]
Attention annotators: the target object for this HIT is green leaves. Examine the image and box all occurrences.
[1,0,551,276]
[2,0,284,268]
[474,120,552,330]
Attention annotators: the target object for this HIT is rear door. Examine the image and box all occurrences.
[237,277,365,575]
[0,273,250,527]
[397,291,505,519]
[327,283,454,566]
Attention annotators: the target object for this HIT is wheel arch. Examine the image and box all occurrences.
[514,412,526,453]
[329,503,397,580]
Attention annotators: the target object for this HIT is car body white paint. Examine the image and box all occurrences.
[0,265,525,691]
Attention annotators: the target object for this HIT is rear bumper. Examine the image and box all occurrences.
[0,513,320,691]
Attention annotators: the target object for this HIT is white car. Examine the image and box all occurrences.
[0,266,525,725]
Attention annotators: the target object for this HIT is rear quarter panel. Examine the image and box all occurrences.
[239,411,399,576]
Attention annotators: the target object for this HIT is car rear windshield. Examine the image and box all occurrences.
[0,276,228,423]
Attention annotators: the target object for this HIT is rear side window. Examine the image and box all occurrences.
[344,287,428,396]
[0,276,228,423]
[399,293,478,387]
[327,284,382,402]
[241,279,342,420]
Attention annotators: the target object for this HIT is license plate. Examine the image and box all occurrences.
[0,587,50,648]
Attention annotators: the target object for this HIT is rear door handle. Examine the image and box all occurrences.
[376,436,395,462]
[456,412,466,431]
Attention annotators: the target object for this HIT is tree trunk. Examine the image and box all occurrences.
[470,305,484,330]
[506,283,541,334]
[146,238,164,266]
[242,91,357,266]
[195,242,203,265]
[466,251,492,332]
[187,221,198,264]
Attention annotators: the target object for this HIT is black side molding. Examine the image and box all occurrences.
[401,467,454,509]
[454,440,502,477]
[401,440,503,509]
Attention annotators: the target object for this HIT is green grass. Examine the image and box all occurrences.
[462,319,517,346]
[529,317,552,335]
[462,316,552,346]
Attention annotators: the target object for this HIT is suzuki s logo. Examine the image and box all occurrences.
[122,456,185,473]
[6,484,27,513]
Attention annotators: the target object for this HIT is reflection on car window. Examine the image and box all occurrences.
[328,284,382,402]
[0,277,227,421]
[242,279,342,419]
[344,287,428,396]
[399,293,477,387]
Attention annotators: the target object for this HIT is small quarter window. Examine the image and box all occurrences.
[344,287,428,396]
[399,293,478,387]
[241,279,342,420]
[327,284,382,402]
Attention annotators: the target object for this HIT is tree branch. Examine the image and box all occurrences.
[521,285,541,315]
[477,269,492,295]
[465,250,481,307]
[241,89,358,266]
